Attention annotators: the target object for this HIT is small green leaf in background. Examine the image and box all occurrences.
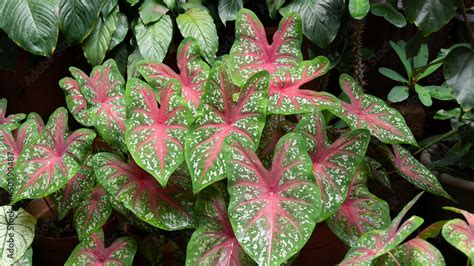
[390,40,412,77]
[428,85,455,101]
[388,86,409,102]
[434,108,461,120]
[139,0,169,25]
[378,67,408,83]
[280,0,345,48]
[403,0,460,36]
[266,0,286,18]
[218,0,243,25]
[101,0,118,17]
[177,8,218,63]
[135,15,173,62]
[444,46,474,111]
[127,48,143,79]
[2,0,60,57]
[349,0,370,20]
[108,13,128,52]
[127,0,140,6]
[413,43,428,68]
[59,0,101,43]
[415,84,432,106]
[370,3,406,28]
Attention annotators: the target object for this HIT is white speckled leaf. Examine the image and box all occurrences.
[0,206,36,265]
[73,186,112,241]
[0,115,44,192]
[375,238,445,266]
[230,9,301,86]
[69,59,127,150]
[389,145,451,199]
[327,165,390,247]
[224,133,321,266]
[52,156,95,220]
[12,108,95,203]
[333,74,416,145]
[442,207,474,262]
[59,77,92,126]
[340,192,424,265]
[0,98,26,132]
[93,152,196,230]
[137,37,210,112]
[185,62,269,193]
[126,78,192,187]
[296,110,370,220]
[65,230,137,266]
[268,57,340,114]
[186,185,255,265]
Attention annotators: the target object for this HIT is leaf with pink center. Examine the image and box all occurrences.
[93,152,196,230]
[126,78,192,187]
[0,98,26,132]
[389,144,451,199]
[0,114,44,192]
[60,77,92,126]
[230,9,302,86]
[268,57,340,114]
[442,207,474,262]
[65,230,137,266]
[137,37,210,112]
[52,156,95,220]
[74,186,112,241]
[12,108,96,203]
[68,59,127,150]
[375,238,445,266]
[340,192,425,265]
[185,62,269,193]
[327,165,390,247]
[333,74,416,145]
[186,185,255,266]
[296,110,370,220]
[224,133,321,266]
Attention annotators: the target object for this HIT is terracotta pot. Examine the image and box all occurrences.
[32,235,78,265]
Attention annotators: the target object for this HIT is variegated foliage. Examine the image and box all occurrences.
[442,207,474,263]
[0,98,26,132]
[375,238,445,266]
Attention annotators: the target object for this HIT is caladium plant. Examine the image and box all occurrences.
[0,98,26,132]
[442,207,474,263]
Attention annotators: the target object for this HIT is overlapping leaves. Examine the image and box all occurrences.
[0,98,26,132]
[442,207,474,263]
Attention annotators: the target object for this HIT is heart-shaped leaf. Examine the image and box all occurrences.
[137,37,210,112]
[389,145,451,199]
[13,108,96,202]
[296,110,370,220]
[134,14,173,62]
[67,59,127,150]
[334,74,416,145]
[224,133,321,265]
[0,206,36,265]
[0,99,26,132]
[185,62,269,193]
[60,78,93,127]
[59,0,101,43]
[375,238,445,266]
[65,230,137,266]
[327,165,390,247]
[186,185,254,265]
[442,207,474,262]
[126,78,192,187]
[93,152,196,230]
[340,192,424,265]
[230,8,302,86]
[74,186,112,241]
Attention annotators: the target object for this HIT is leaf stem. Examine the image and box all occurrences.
[461,0,474,45]
[43,197,58,220]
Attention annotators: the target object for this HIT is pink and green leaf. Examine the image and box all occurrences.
[418,220,448,240]
[0,98,26,132]
[374,238,445,266]
[186,185,255,265]
[296,110,370,220]
[442,207,474,262]
[59,77,93,126]
[389,144,451,199]
[224,133,321,266]
[65,230,137,266]
[74,186,112,241]
[137,37,210,112]
[69,59,127,150]
[12,108,96,203]
[185,62,269,193]
[125,78,192,187]
[334,74,416,145]
[327,165,390,247]
[53,155,96,220]
[93,152,196,230]
[268,57,340,114]
[340,192,425,265]
[230,9,302,86]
